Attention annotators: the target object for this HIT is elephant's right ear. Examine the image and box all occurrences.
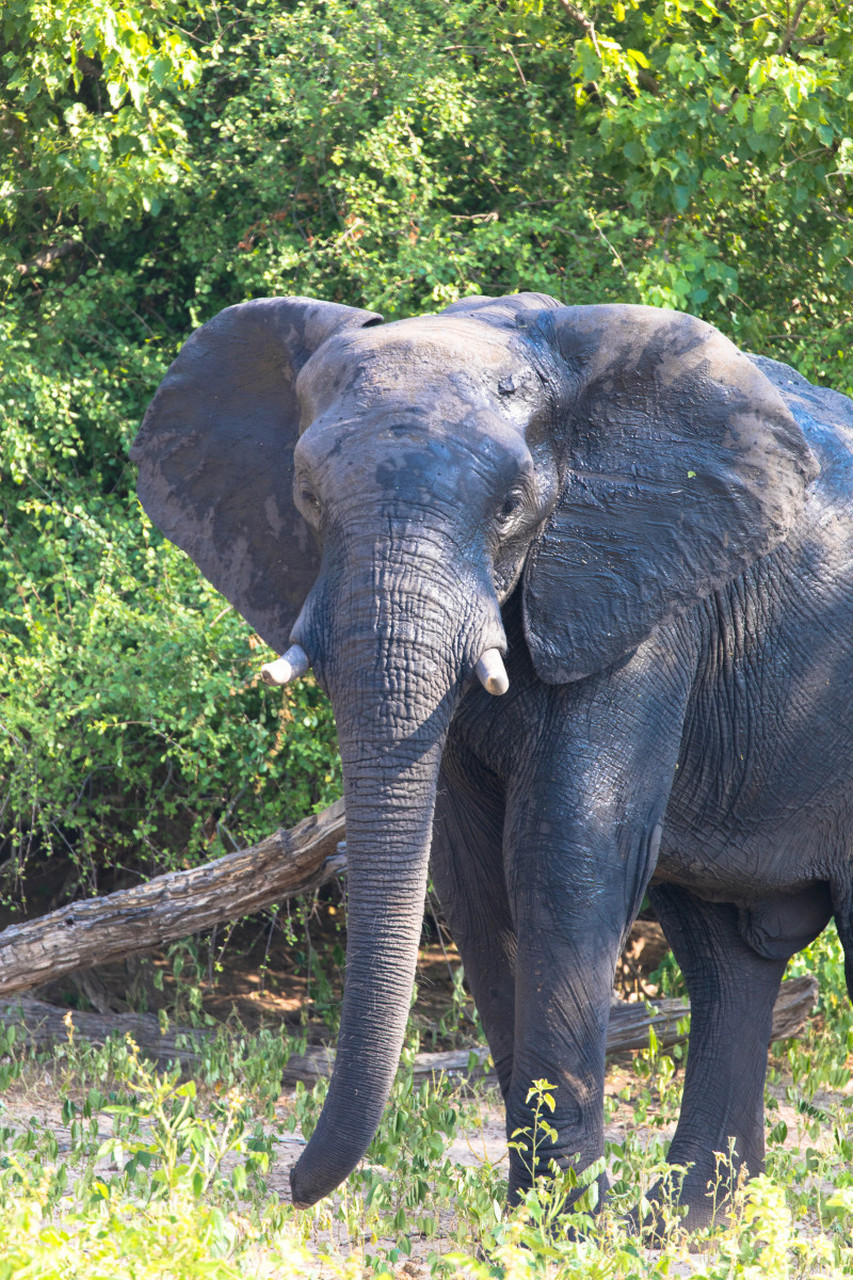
[130,297,382,652]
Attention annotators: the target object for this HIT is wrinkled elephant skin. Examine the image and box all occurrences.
[131,293,853,1227]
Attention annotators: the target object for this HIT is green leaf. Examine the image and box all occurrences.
[626,47,650,69]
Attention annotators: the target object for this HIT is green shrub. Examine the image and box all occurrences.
[2,0,852,898]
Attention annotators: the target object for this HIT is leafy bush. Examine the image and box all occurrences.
[2,0,852,897]
[0,519,341,896]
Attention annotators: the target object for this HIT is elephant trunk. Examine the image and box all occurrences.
[289,556,489,1206]
[289,736,447,1206]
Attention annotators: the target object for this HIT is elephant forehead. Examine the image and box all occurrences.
[298,412,530,502]
[297,315,538,419]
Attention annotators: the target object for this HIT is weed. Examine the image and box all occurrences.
[2,930,853,1276]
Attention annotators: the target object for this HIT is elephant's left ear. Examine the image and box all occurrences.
[523,304,818,683]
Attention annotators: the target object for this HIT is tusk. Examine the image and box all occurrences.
[475,648,509,696]
[261,644,310,687]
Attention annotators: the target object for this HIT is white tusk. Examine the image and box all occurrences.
[261,644,310,687]
[475,648,509,696]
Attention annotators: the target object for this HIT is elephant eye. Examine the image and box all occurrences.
[298,484,322,519]
[496,490,524,527]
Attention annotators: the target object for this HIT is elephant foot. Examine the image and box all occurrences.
[627,1159,747,1245]
[506,1153,610,1234]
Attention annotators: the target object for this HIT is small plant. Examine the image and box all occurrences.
[2,1003,853,1277]
[360,1053,459,1244]
[631,1017,687,1128]
[507,1078,560,1186]
[95,1035,273,1205]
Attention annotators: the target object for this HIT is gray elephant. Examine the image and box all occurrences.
[131,292,853,1228]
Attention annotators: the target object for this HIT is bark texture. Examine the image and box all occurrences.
[0,976,817,1077]
[0,799,345,997]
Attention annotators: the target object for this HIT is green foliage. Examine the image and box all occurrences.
[1,0,203,234]
[0,505,340,894]
[584,0,853,385]
[1,1009,853,1275]
[0,1034,315,1279]
[2,0,852,898]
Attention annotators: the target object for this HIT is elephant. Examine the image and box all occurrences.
[131,291,853,1229]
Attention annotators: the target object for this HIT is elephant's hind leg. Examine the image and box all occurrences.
[830,871,853,1004]
[431,741,516,1100]
[646,883,788,1232]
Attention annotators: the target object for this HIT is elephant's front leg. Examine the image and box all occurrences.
[431,740,517,1100]
[506,898,619,1203]
[501,640,694,1204]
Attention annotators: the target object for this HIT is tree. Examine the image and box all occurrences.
[1,0,851,900]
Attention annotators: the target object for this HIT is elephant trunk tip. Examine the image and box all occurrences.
[261,644,310,686]
[475,648,509,696]
[288,1165,314,1211]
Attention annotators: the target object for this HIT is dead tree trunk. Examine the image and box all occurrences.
[0,799,345,997]
[0,796,820,1070]
[0,976,818,1079]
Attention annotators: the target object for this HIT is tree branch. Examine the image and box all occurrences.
[0,799,346,997]
[556,0,601,57]
[16,240,83,276]
[0,976,818,1077]
[776,0,810,57]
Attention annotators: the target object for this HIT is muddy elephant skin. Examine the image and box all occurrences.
[131,293,853,1227]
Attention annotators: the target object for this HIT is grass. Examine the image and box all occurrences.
[0,939,851,1278]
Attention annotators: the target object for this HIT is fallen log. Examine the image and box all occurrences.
[268,974,822,1079]
[0,998,207,1071]
[0,792,821,1061]
[0,975,818,1080]
[0,799,346,998]
[606,973,819,1054]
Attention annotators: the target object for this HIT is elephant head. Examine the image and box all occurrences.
[131,292,814,1206]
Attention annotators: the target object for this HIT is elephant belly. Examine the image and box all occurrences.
[653,816,840,902]
[658,691,853,898]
